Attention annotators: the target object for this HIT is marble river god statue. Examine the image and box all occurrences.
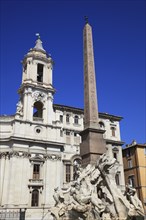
[50,153,144,220]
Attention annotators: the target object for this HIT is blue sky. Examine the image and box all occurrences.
[0,0,145,145]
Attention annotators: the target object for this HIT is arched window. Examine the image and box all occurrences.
[66,114,70,123]
[74,115,79,124]
[33,101,43,118]
[37,64,43,83]
[31,189,39,207]
[111,127,116,137]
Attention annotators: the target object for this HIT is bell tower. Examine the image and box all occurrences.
[16,34,55,125]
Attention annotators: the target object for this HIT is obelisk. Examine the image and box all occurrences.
[80,18,106,166]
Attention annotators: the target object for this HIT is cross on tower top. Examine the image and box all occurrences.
[34,33,45,51]
[36,33,41,39]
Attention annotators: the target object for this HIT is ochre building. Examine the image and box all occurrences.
[122,141,146,215]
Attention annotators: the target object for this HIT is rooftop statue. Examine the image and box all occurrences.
[50,153,144,220]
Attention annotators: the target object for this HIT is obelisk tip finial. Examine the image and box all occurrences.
[84,16,89,24]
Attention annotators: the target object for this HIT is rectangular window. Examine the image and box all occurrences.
[66,131,70,136]
[60,115,63,123]
[126,149,131,157]
[37,64,43,82]
[128,175,135,187]
[31,189,39,207]
[66,164,71,182]
[113,152,117,160]
[111,127,116,137]
[60,130,63,137]
[33,164,40,179]
[74,115,79,124]
[66,114,70,123]
[128,159,132,168]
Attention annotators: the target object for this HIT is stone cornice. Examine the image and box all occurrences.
[0,151,31,159]
[0,135,65,149]
[53,104,83,114]
[0,115,15,122]
[122,143,146,151]
[23,52,54,65]
[18,83,56,94]
[44,154,61,160]
[13,118,54,127]
[105,139,125,146]
[80,127,105,136]
[53,104,123,121]
[99,113,123,121]
[0,118,64,136]
[0,151,61,161]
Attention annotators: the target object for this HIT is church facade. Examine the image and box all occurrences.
[0,26,125,220]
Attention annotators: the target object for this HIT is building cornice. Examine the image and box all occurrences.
[0,135,65,149]
[98,113,123,121]
[53,104,123,121]
[80,127,105,136]
[0,115,15,121]
[122,143,146,151]
[0,150,62,161]
[105,139,125,146]
[23,52,53,65]
[18,83,56,94]
[53,104,83,114]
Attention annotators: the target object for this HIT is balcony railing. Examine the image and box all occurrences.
[33,117,43,123]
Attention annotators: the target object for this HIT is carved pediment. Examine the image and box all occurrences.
[29,155,45,162]
[112,147,119,152]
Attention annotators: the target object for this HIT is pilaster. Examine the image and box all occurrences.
[47,93,54,125]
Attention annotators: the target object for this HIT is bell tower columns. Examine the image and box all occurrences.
[80,19,106,166]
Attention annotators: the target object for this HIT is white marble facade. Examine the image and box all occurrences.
[0,36,125,220]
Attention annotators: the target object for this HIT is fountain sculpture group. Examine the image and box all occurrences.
[50,20,144,220]
[50,153,144,220]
